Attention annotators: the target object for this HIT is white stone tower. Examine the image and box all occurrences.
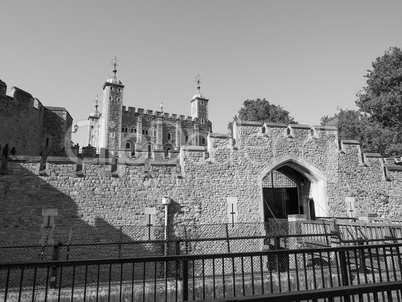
[99,57,125,151]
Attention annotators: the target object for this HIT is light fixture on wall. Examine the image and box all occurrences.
[161,196,171,205]
[73,124,79,133]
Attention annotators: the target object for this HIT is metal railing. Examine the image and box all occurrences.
[1,243,402,301]
[3,220,402,264]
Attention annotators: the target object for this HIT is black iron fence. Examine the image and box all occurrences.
[2,220,402,264]
[1,243,402,301]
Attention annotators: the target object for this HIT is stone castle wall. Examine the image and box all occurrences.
[121,107,210,148]
[0,85,45,156]
[0,80,73,159]
[2,121,401,242]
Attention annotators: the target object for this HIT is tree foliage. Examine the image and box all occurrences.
[236,98,297,124]
[356,47,402,128]
[321,109,402,156]
[322,46,402,157]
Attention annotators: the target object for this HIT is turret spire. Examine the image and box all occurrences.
[94,95,99,113]
[196,74,201,94]
[112,56,118,76]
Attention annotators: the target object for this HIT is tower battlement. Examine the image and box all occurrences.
[122,106,195,121]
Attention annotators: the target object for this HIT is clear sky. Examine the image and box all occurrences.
[1,1,402,146]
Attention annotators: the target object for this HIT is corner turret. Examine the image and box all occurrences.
[88,96,101,148]
[190,75,209,125]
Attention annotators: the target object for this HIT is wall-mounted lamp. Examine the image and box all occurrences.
[162,196,171,257]
[161,196,171,205]
[73,124,79,133]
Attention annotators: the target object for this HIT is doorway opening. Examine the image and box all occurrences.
[260,156,328,222]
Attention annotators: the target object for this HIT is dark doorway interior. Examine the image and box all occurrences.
[263,187,299,220]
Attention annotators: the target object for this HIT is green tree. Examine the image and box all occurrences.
[321,109,402,156]
[236,98,297,124]
[356,47,402,128]
[322,47,402,157]
[321,108,363,141]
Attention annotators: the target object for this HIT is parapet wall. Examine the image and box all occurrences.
[122,106,195,122]
[0,82,46,156]
[1,120,402,245]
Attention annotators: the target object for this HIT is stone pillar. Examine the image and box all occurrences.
[175,120,181,149]
[288,214,307,249]
[137,116,143,144]
[156,118,163,149]
[193,124,199,146]
[288,214,307,270]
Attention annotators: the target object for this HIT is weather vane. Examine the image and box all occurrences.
[94,95,99,111]
[112,56,118,73]
[195,74,201,89]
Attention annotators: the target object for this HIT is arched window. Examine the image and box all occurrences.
[10,147,16,155]
[202,137,206,145]
[147,145,152,158]
[125,142,131,149]
[165,148,170,158]
[185,136,189,144]
[167,133,171,140]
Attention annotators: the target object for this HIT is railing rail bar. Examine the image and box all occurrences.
[3,242,402,269]
[198,281,402,302]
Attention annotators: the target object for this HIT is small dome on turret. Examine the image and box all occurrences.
[106,75,122,85]
[89,111,101,118]
[193,91,205,99]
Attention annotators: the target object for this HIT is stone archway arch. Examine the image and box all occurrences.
[258,154,329,221]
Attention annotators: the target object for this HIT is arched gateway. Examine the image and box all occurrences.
[258,155,328,221]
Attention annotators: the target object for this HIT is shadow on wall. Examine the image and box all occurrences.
[0,163,166,263]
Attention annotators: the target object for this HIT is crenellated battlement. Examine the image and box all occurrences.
[122,105,194,121]
[232,120,338,147]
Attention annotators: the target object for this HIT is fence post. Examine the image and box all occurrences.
[339,250,351,302]
[182,259,189,301]
[357,237,369,273]
[50,242,61,289]
[225,224,231,253]
[118,226,122,258]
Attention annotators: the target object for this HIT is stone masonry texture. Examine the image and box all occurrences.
[1,121,402,244]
